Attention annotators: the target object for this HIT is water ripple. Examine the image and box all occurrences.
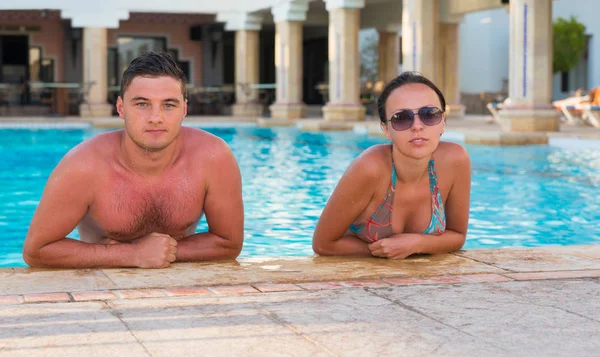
[1,127,600,267]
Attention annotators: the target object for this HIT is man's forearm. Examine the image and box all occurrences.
[24,238,139,268]
[175,232,242,262]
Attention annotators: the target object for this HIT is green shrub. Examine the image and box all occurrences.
[553,17,586,73]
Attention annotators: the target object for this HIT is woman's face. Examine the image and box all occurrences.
[381,83,445,159]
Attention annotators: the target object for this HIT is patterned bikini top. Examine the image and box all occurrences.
[348,159,446,243]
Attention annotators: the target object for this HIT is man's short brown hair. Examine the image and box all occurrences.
[120,51,187,99]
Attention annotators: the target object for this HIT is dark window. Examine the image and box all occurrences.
[178,61,190,82]
[2,35,28,65]
[107,48,118,87]
[40,58,54,82]
[116,36,167,84]
[223,31,235,85]
[561,71,569,93]
[399,37,403,65]
[115,36,190,84]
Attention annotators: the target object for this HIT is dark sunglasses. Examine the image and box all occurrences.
[387,106,444,131]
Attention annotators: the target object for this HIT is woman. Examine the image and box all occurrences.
[313,72,471,259]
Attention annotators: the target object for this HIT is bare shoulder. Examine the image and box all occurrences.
[183,127,229,152]
[40,131,120,206]
[181,127,235,165]
[54,130,118,176]
[346,144,391,180]
[433,141,471,172]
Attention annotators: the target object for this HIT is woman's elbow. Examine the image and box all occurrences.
[312,238,335,256]
[228,244,243,259]
[446,232,467,253]
[456,236,467,251]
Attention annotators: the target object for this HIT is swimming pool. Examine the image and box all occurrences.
[1,125,599,267]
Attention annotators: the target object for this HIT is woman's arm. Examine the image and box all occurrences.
[368,230,467,259]
[313,149,385,256]
[369,144,472,259]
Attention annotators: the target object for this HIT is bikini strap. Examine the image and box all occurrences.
[427,159,438,193]
[389,160,397,188]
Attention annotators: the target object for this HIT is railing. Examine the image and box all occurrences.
[0,81,280,117]
[186,83,276,116]
[313,81,384,116]
[0,82,86,116]
[187,85,236,115]
[236,83,276,106]
[107,84,241,116]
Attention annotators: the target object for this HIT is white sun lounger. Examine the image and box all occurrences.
[564,104,600,128]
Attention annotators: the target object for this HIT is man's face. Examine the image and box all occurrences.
[116,75,187,152]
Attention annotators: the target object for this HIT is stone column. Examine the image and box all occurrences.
[402,1,465,119]
[269,0,309,120]
[401,0,439,82]
[322,0,366,122]
[233,30,262,117]
[499,0,559,132]
[220,13,264,118]
[377,29,400,84]
[438,22,465,119]
[79,27,112,117]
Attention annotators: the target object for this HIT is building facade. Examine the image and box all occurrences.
[0,0,563,133]
[459,0,597,103]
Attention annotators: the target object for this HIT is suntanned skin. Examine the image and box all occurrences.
[313,83,471,259]
[23,75,244,268]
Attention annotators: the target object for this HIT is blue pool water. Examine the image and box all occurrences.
[1,125,599,267]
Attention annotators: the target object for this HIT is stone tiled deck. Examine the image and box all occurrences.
[2,246,599,302]
[1,246,599,356]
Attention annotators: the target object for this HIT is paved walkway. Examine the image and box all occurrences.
[1,246,599,356]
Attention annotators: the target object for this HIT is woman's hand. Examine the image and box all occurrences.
[368,234,421,259]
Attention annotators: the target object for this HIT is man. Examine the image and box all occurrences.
[23,52,244,268]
